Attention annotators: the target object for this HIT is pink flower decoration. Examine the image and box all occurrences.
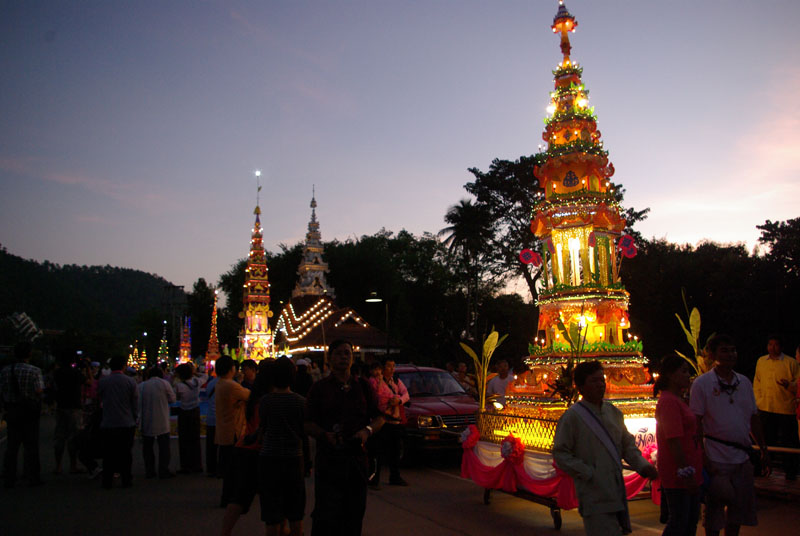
[500,433,525,465]
[642,444,658,464]
[460,424,480,449]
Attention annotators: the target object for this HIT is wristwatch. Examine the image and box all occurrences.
[365,425,373,436]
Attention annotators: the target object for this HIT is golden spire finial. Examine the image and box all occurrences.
[551,1,578,63]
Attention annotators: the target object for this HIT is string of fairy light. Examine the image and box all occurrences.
[275,299,369,344]
[537,288,628,304]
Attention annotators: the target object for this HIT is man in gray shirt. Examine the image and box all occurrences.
[97,355,138,489]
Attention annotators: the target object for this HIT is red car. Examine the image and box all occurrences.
[394,364,479,452]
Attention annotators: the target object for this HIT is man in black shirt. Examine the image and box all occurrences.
[306,340,383,536]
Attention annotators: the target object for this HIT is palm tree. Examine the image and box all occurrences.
[439,199,495,341]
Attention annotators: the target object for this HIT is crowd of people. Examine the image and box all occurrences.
[554,333,800,536]
[0,340,412,535]
[2,334,799,536]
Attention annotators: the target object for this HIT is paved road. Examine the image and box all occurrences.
[2,416,798,535]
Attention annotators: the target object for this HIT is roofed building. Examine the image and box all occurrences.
[275,191,394,362]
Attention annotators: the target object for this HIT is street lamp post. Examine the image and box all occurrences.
[365,292,390,356]
[143,331,148,369]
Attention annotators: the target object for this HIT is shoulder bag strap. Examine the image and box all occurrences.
[573,401,623,471]
[572,401,632,534]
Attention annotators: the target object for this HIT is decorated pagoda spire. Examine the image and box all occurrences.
[525,1,647,398]
[240,171,274,361]
[206,290,221,364]
[157,320,170,364]
[127,342,140,370]
[292,187,335,299]
[178,316,192,364]
[139,345,148,370]
[125,339,148,370]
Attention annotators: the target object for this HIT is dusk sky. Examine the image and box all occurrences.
[2,1,799,294]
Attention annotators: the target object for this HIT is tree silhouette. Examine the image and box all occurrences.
[439,199,497,341]
[187,278,215,359]
[758,217,800,278]
[465,155,545,301]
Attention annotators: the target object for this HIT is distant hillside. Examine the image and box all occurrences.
[0,247,178,338]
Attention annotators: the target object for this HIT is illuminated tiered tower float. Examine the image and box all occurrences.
[138,345,148,370]
[240,179,274,361]
[178,317,192,364]
[484,1,655,451]
[157,320,170,364]
[206,290,222,367]
[126,339,148,370]
[462,7,658,523]
[127,342,141,370]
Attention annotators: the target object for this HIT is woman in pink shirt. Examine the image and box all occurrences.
[368,359,409,487]
[654,354,703,536]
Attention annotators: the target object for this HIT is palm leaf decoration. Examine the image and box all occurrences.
[461,328,508,409]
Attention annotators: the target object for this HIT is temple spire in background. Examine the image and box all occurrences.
[292,188,335,299]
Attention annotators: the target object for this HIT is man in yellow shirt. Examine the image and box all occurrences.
[753,335,799,480]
